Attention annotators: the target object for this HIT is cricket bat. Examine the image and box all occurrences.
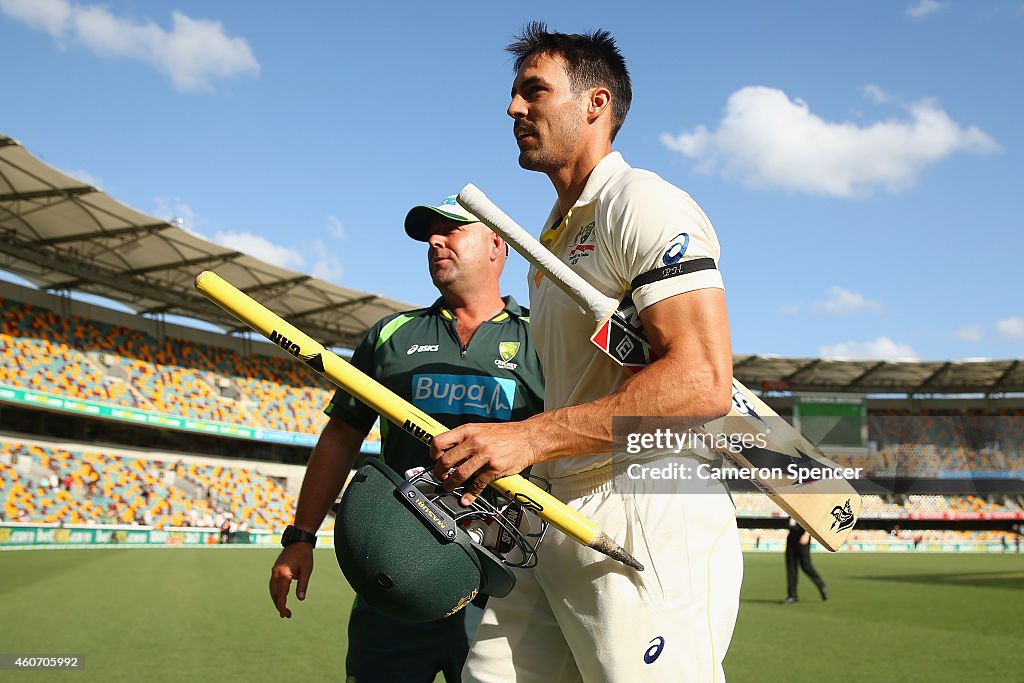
[458,184,861,551]
[194,270,643,570]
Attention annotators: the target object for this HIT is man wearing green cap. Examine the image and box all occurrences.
[269,196,545,683]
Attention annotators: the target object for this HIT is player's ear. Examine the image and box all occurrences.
[588,87,611,123]
[491,233,507,262]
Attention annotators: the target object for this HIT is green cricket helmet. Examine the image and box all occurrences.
[334,458,545,622]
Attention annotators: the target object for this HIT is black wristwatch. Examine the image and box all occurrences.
[281,525,318,548]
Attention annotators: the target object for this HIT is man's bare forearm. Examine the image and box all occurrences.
[521,289,733,462]
[430,289,734,500]
[292,417,368,533]
[518,350,731,461]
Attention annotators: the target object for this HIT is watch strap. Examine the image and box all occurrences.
[282,524,318,548]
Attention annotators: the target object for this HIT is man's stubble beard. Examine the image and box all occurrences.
[517,106,582,173]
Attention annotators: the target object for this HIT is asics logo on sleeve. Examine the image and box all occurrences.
[644,636,666,664]
[662,232,689,265]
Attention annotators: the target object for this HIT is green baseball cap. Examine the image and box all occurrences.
[334,458,515,622]
[404,195,481,241]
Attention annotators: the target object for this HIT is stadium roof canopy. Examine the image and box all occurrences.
[0,134,413,348]
[734,355,1024,396]
[1,134,1020,395]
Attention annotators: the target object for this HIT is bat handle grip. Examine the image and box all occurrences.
[458,184,617,322]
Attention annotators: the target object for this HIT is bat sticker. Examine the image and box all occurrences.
[300,353,325,373]
[830,499,856,531]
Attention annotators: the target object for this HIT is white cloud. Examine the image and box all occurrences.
[953,324,983,342]
[862,84,890,104]
[310,240,343,282]
[212,231,305,271]
[907,0,950,20]
[326,215,348,240]
[660,86,1000,197]
[148,199,342,279]
[812,286,883,316]
[996,316,1024,340]
[0,0,259,92]
[61,168,103,188]
[819,337,919,360]
[0,0,70,35]
[153,198,199,231]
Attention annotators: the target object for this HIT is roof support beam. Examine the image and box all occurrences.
[989,360,1021,393]
[124,251,243,277]
[845,361,888,391]
[33,221,171,246]
[289,294,378,321]
[242,275,312,297]
[43,251,243,290]
[783,358,824,389]
[911,361,952,395]
[0,186,96,203]
[0,234,213,312]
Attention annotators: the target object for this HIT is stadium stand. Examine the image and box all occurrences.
[0,295,372,437]
[4,432,1017,538]
[0,291,1019,547]
[0,436,334,533]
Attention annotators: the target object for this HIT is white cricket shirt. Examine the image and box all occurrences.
[530,152,725,479]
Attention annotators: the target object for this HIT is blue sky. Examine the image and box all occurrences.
[1,0,1021,361]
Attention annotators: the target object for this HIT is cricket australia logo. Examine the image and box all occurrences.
[830,498,856,532]
[568,221,596,265]
[495,341,521,370]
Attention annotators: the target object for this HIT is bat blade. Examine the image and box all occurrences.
[718,384,863,551]
[458,185,862,551]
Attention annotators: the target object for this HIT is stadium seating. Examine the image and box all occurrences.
[2,294,1020,543]
[0,437,310,532]
[3,433,1019,537]
[0,296,363,436]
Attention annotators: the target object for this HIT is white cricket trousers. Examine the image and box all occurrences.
[463,459,743,683]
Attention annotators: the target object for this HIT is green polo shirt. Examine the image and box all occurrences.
[326,296,545,477]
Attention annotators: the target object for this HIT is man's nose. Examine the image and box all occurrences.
[508,94,527,119]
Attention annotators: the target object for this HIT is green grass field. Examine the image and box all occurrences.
[1,548,1021,681]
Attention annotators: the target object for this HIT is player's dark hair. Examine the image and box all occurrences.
[506,22,632,141]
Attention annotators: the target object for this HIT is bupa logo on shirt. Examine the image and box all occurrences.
[412,374,516,420]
